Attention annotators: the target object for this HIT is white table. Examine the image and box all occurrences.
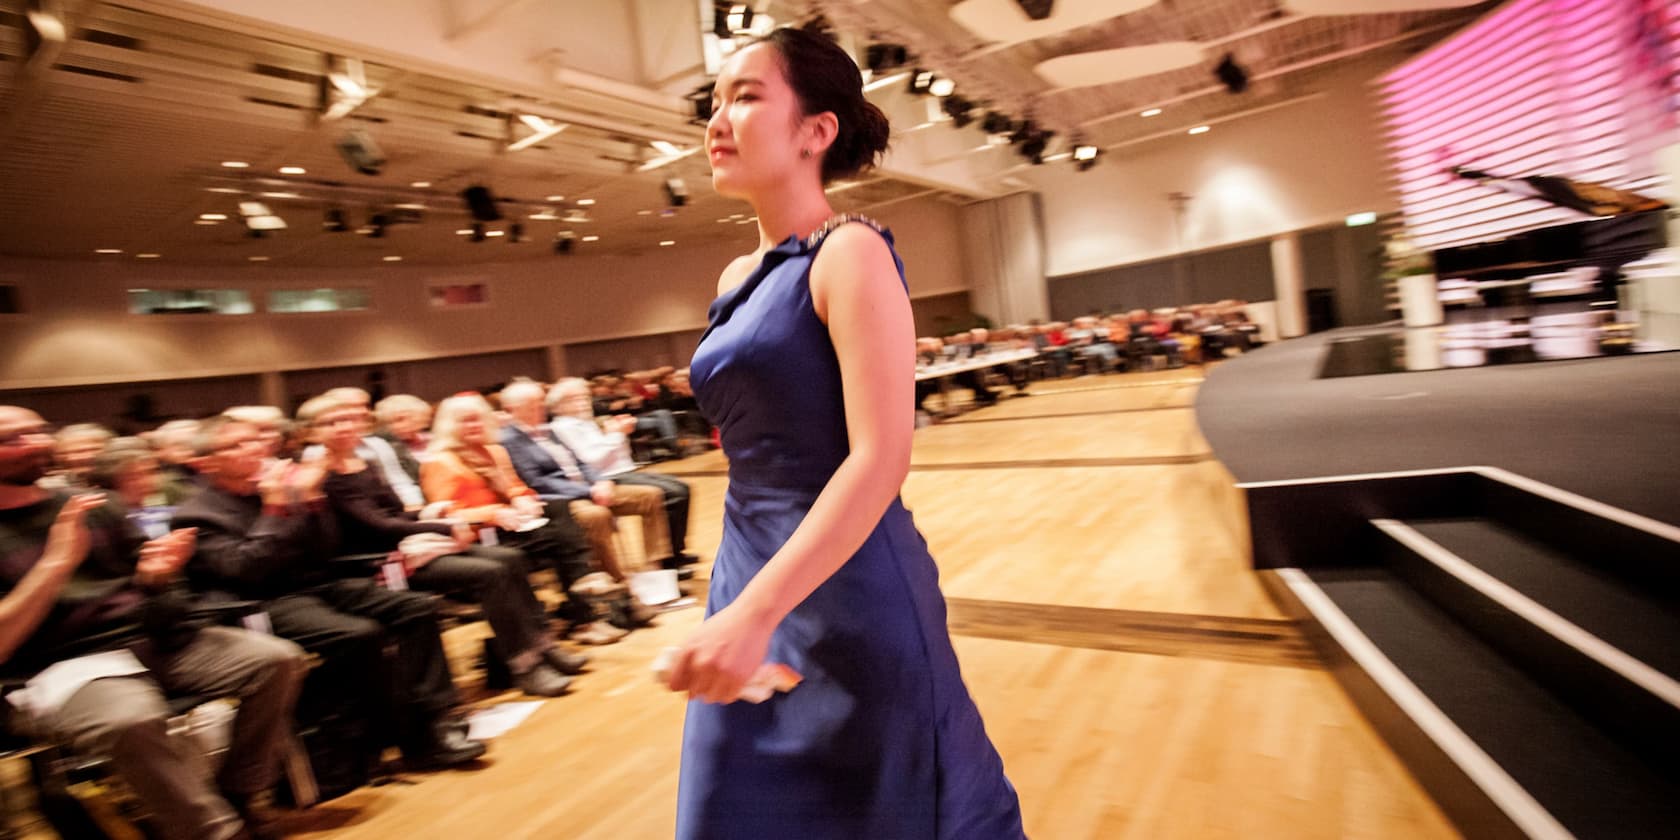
[915,347,1040,418]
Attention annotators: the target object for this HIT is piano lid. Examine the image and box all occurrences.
[1451,166,1668,217]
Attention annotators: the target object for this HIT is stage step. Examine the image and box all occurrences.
[1373,517,1680,775]
[1296,566,1679,839]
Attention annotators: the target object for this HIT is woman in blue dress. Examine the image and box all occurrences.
[662,24,1026,840]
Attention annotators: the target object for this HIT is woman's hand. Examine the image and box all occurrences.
[491,506,524,530]
[450,520,477,550]
[665,603,776,704]
[512,494,544,518]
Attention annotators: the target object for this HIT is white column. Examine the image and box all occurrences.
[1270,233,1308,338]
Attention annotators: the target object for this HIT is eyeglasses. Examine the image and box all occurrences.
[211,436,266,454]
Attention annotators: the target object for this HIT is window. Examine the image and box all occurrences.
[268,287,371,313]
[427,283,488,307]
[0,285,18,314]
[128,288,254,315]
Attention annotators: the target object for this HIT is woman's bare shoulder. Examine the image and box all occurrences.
[716,253,761,298]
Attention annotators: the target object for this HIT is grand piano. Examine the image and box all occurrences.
[1430,167,1670,307]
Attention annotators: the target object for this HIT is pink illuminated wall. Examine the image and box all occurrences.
[1382,0,1680,251]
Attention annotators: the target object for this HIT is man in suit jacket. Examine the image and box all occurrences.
[498,382,667,584]
[174,415,485,775]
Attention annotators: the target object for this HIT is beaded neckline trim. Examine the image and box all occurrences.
[802,213,886,250]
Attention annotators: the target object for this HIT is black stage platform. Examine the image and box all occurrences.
[1195,326,1680,527]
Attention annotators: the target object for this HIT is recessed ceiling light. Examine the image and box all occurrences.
[1188,125,1210,135]
[206,187,242,194]
[581,235,599,242]
[220,161,249,168]
[279,166,306,175]
[486,230,505,237]
[136,253,161,259]
[730,213,744,218]
[659,240,676,246]
[576,198,595,206]
[95,248,123,254]
[1141,108,1162,117]
[194,219,219,225]
[411,181,432,188]
[259,192,301,199]
[383,255,403,262]
[528,211,558,220]
[199,213,228,221]
[248,256,269,262]
[717,218,732,223]
[637,210,653,216]
[456,228,474,235]
[546,194,565,202]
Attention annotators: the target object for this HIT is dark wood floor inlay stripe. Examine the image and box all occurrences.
[945,597,1320,669]
[659,454,1215,478]
[941,405,1194,425]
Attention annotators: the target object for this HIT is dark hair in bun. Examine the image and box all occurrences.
[758,25,891,183]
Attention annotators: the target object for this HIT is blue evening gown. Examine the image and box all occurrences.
[677,216,1027,839]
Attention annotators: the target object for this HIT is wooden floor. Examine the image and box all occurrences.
[12,369,1461,839]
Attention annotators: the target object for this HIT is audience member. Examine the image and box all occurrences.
[174,415,487,775]
[45,422,113,490]
[303,394,584,697]
[498,383,668,609]
[421,393,628,645]
[1,406,305,840]
[372,394,433,484]
[548,379,699,575]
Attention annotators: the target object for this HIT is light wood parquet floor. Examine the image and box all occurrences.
[8,369,1460,839]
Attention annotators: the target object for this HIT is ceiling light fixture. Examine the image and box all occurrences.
[411,181,432,188]
[248,256,269,262]
[651,140,683,157]
[928,77,956,98]
[1141,108,1162,117]
[581,235,600,242]
[383,255,403,262]
[199,213,228,221]
[545,195,566,202]
[220,161,249,169]
[136,253,161,259]
[279,166,306,175]
[907,69,935,95]
[1188,125,1210,135]
[576,198,595,206]
[508,114,567,152]
[25,6,67,43]
[323,56,376,121]
[95,248,122,254]
[206,187,242,194]
[660,240,676,246]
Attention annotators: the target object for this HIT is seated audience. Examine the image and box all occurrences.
[308,387,426,510]
[174,414,487,775]
[220,407,292,459]
[421,393,629,645]
[372,394,433,484]
[498,382,669,597]
[44,422,113,490]
[547,378,699,574]
[300,394,584,697]
[0,406,306,840]
[146,418,207,498]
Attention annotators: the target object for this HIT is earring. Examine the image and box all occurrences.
[801,148,813,158]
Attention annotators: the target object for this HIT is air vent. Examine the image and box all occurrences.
[251,63,320,85]
[80,29,142,49]
[54,64,142,83]
[462,105,509,120]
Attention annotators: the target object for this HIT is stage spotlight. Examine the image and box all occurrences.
[907,69,935,95]
[470,223,486,243]
[665,178,689,207]
[1073,143,1100,171]
[322,207,349,232]
[865,43,909,73]
[1215,53,1249,93]
[554,232,575,254]
[461,185,502,222]
[1014,0,1054,20]
[1019,132,1050,164]
[365,212,388,238]
[335,129,385,176]
[981,111,1014,135]
[688,82,716,125]
[941,95,976,128]
[928,77,956,98]
[508,222,524,243]
[1009,120,1037,144]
